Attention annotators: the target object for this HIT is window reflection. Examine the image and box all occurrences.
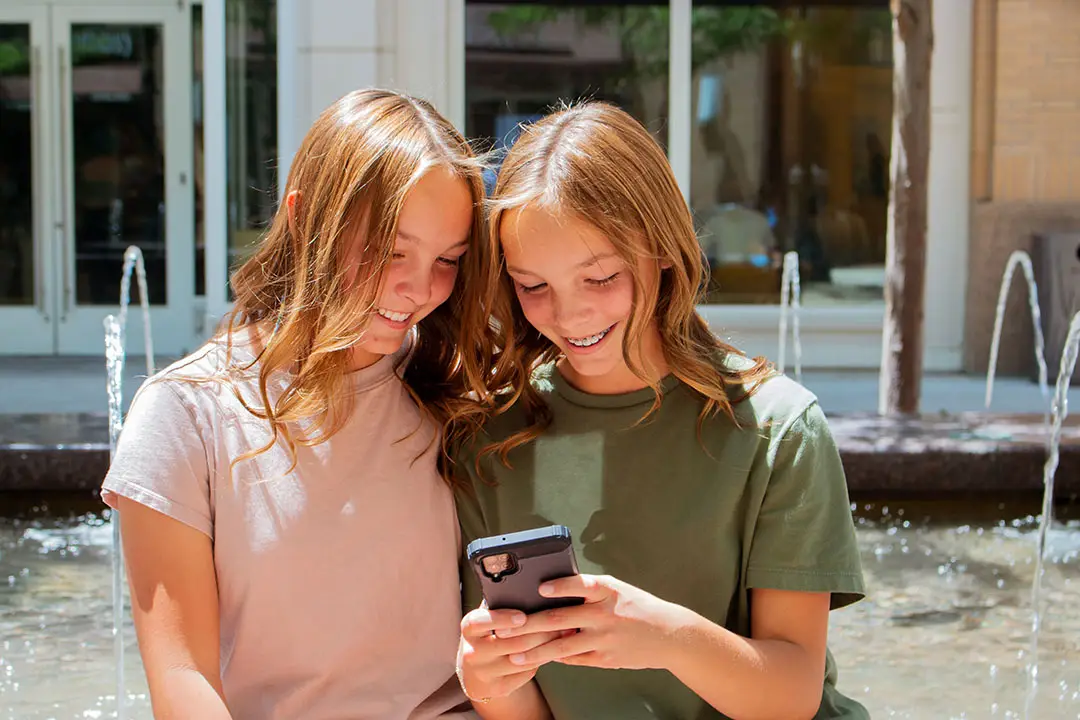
[465,2,669,177]
[691,3,893,305]
[194,0,276,299]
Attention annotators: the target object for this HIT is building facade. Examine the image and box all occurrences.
[964,0,1080,380]
[0,0,991,373]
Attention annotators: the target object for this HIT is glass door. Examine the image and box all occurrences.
[52,4,193,355]
[0,5,54,354]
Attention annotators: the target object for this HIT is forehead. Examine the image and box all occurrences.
[396,167,474,246]
[499,206,616,268]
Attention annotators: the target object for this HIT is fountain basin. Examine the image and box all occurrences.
[1,411,1078,496]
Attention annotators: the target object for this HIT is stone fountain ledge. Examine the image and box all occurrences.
[0,411,1077,495]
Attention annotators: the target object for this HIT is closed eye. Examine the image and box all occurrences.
[516,281,547,294]
[437,255,461,268]
[588,272,620,287]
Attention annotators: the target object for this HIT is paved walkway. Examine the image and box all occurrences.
[0,355,1075,416]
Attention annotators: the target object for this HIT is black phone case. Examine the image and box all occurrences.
[466,525,584,615]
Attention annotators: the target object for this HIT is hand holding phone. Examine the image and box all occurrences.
[466,524,584,614]
[457,525,583,704]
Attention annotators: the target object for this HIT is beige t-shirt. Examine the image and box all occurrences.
[102,335,474,720]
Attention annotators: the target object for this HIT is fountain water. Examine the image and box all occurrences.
[778,250,803,383]
[102,245,157,720]
[118,246,155,376]
[103,315,127,720]
[985,250,1050,415]
[1025,309,1080,718]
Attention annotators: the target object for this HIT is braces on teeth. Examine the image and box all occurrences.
[568,327,610,347]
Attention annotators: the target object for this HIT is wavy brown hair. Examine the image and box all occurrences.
[208,89,498,484]
[482,101,774,465]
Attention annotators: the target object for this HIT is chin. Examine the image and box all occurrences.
[561,352,621,378]
[356,335,405,357]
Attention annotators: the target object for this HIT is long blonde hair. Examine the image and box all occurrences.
[216,89,497,483]
[483,101,773,464]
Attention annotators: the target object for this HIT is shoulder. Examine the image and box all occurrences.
[133,333,260,418]
[670,351,821,441]
[731,372,820,440]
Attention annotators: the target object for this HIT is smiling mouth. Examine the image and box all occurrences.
[377,308,413,324]
[566,324,615,348]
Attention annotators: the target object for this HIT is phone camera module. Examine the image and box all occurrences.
[480,552,518,582]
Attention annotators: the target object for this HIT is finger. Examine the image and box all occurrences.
[461,608,526,638]
[538,574,612,603]
[508,629,596,668]
[498,604,598,637]
[478,630,565,661]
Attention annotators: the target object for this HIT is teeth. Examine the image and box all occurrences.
[567,327,610,347]
[377,308,411,323]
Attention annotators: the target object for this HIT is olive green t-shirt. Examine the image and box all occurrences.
[454,361,868,719]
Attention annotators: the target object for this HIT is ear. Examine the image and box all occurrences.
[659,258,673,270]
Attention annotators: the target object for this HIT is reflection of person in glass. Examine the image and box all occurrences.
[101,89,500,719]
[455,103,868,719]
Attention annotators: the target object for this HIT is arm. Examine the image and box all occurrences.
[497,577,828,720]
[470,681,550,720]
[119,497,232,719]
[662,588,830,720]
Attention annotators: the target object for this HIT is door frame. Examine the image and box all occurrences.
[52,2,195,355]
[0,4,56,354]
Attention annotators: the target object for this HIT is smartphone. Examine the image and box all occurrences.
[466,524,584,615]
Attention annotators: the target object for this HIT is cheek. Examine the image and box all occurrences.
[608,283,635,321]
[429,267,458,306]
[375,264,405,300]
[515,292,553,327]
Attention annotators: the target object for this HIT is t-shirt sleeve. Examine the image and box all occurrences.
[453,445,490,616]
[746,401,864,609]
[101,378,214,540]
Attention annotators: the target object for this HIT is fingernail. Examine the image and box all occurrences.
[511,612,526,626]
[509,653,526,665]
[538,583,553,596]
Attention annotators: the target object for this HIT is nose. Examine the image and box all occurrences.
[396,260,433,308]
[552,289,592,329]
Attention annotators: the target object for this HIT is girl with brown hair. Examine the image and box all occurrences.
[454,102,868,719]
[102,89,496,719]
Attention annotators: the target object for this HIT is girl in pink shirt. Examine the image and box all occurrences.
[103,89,497,719]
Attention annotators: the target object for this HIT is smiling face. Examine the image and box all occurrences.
[500,206,668,394]
[348,167,474,369]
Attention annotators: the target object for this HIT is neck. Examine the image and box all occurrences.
[348,346,384,372]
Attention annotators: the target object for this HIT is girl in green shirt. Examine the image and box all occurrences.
[453,102,869,719]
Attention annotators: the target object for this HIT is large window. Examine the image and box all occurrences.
[465,3,669,164]
[464,1,893,307]
[692,3,891,305]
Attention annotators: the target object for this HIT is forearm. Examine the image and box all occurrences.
[474,680,552,720]
[149,667,232,720]
[662,608,823,720]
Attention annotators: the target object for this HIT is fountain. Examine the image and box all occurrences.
[1025,309,1080,717]
[100,244,156,720]
[118,246,156,377]
[778,250,803,383]
[985,250,1050,416]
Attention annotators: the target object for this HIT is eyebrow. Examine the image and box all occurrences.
[506,251,619,276]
